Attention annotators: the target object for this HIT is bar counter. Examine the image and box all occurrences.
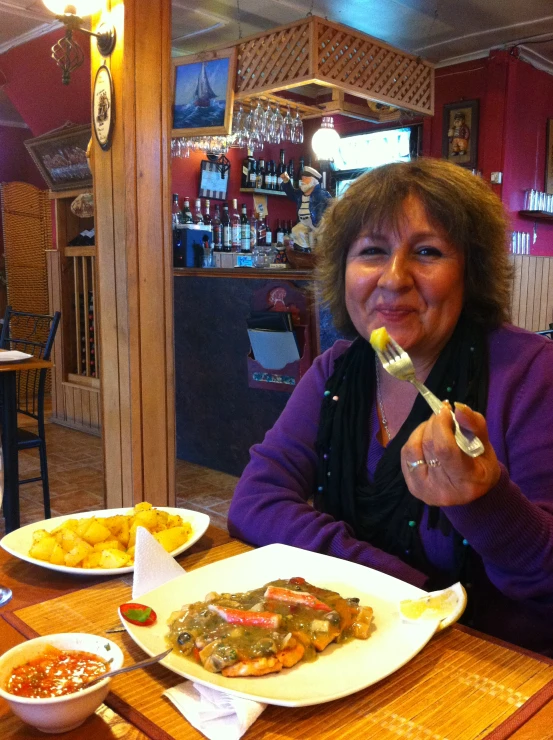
[173,266,339,477]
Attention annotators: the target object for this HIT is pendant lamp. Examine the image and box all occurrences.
[311,117,340,162]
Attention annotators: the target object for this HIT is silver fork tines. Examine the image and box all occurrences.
[376,337,484,458]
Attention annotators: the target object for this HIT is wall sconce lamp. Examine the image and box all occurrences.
[42,0,116,85]
[311,116,340,162]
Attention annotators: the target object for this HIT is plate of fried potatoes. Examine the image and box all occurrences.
[0,503,210,575]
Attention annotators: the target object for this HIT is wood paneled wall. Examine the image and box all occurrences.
[509,255,553,331]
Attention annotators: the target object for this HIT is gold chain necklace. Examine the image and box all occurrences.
[375,355,392,441]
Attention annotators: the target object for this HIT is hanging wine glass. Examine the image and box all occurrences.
[232,104,245,135]
[271,105,284,144]
[283,106,294,142]
[260,102,272,142]
[252,100,264,132]
[292,108,304,144]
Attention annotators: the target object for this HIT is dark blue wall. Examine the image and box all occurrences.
[174,276,307,477]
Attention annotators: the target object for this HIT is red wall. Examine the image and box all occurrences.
[425,51,553,256]
[0,29,91,137]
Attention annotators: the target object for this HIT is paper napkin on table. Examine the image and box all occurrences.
[132,526,186,599]
[131,526,267,739]
[164,682,267,740]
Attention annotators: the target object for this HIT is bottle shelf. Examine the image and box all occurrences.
[240,188,286,197]
[519,210,553,222]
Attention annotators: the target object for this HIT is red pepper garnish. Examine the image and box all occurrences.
[120,603,157,626]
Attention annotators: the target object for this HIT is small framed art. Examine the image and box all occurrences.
[24,124,92,192]
[442,99,479,170]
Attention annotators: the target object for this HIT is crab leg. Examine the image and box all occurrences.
[264,586,332,612]
[207,604,282,628]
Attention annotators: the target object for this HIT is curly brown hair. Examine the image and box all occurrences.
[316,157,512,337]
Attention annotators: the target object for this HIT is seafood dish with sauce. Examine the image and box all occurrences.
[167,577,374,677]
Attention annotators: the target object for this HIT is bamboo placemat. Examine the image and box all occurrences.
[6,540,553,740]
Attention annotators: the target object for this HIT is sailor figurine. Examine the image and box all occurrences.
[279,166,332,250]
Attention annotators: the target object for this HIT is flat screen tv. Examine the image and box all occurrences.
[331,124,422,196]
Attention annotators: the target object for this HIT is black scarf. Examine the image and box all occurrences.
[314,315,489,586]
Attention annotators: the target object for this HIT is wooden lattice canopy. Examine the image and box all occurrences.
[234,16,434,122]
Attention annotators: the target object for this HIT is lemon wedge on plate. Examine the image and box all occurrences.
[399,582,467,631]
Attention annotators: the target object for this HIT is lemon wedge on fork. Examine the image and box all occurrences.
[399,582,467,631]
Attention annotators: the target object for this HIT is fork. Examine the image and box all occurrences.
[375,336,484,458]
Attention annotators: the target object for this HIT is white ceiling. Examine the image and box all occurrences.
[1,0,553,125]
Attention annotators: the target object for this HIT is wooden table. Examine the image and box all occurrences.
[0,357,52,532]
[2,527,553,740]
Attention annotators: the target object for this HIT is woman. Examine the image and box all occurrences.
[228,158,553,654]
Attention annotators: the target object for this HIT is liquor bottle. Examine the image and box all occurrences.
[213,205,222,251]
[194,198,204,225]
[203,199,212,232]
[258,214,267,246]
[221,202,231,251]
[249,210,258,251]
[287,158,295,183]
[277,149,286,188]
[276,219,284,245]
[267,160,276,190]
[248,156,257,189]
[240,204,251,252]
[181,197,193,224]
[266,219,273,247]
[242,148,255,188]
[231,199,241,251]
[295,157,304,188]
[256,159,265,190]
[171,194,181,228]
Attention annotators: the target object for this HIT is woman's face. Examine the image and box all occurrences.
[345,194,465,365]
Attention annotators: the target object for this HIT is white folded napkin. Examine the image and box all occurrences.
[132,526,186,600]
[164,682,267,740]
[131,527,267,739]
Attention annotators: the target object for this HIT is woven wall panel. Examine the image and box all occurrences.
[236,21,312,95]
[1,182,53,394]
[0,182,51,317]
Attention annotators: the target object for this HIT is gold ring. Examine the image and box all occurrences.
[406,459,426,470]
[427,458,440,467]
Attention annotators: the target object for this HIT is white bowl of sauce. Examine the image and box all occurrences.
[0,633,124,733]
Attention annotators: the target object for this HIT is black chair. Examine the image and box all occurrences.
[536,322,553,340]
[0,306,61,519]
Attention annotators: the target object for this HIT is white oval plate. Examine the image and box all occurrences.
[122,543,439,707]
[0,351,33,363]
[0,507,210,576]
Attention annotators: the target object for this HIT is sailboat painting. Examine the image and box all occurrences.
[172,49,236,137]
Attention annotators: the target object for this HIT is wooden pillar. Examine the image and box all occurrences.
[91,0,175,507]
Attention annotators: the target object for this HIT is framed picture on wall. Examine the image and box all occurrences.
[24,124,92,192]
[199,160,229,200]
[172,48,236,138]
[442,99,479,170]
[545,120,553,194]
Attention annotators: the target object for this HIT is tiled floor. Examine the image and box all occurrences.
[0,410,238,536]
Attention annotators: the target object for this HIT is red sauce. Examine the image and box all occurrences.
[6,647,110,698]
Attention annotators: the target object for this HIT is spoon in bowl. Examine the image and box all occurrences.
[84,648,172,688]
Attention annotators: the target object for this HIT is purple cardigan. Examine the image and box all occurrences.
[228,324,553,654]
